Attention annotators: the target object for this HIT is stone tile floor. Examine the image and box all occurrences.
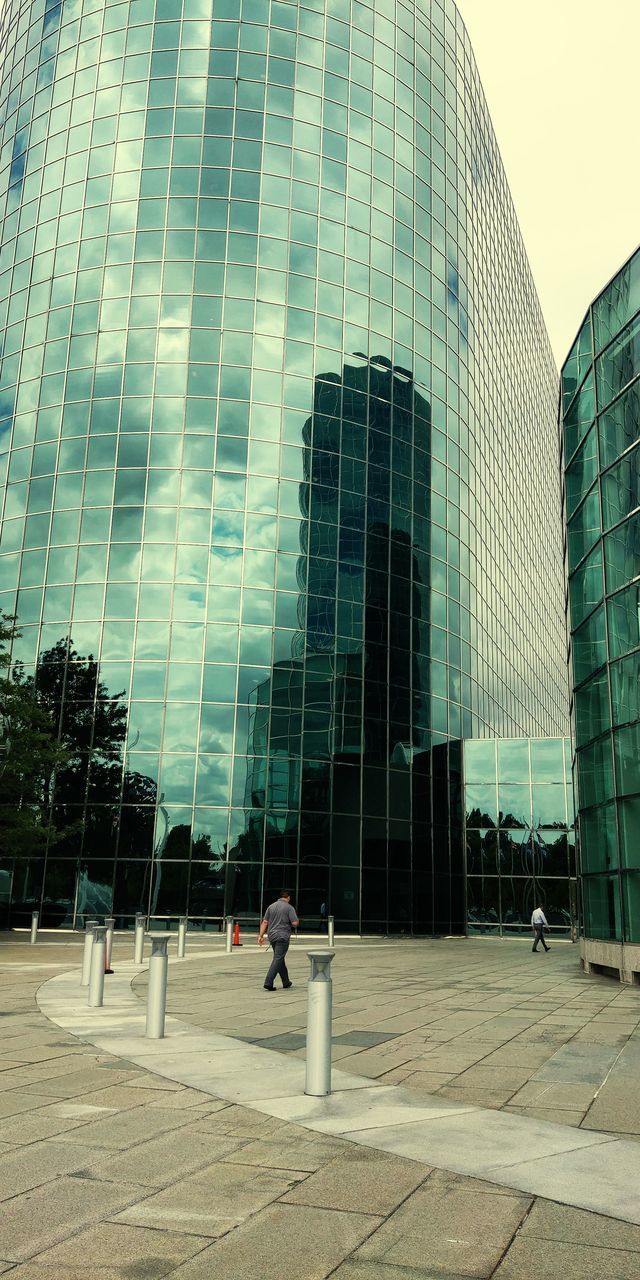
[0,930,639,1278]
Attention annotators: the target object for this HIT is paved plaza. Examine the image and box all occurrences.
[0,932,639,1278]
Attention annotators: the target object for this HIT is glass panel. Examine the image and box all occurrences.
[571,607,606,686]
[596,313,640,410]
[466,876,500,934]
[582,874,622,941]
[496,738,529,782]
[598,380,640,467]
[610,651,640,727]
[593,248,640,349]
[613,723,640,796]
[574,670,611,746]
[530,738,565,782]
[498,784,531,828]
[605,512,640,593]
[499,877,531,931]
[565,427,597,519]
[569,542,603,630]
[464,783,497,827]
[463,739,496,783]
[561,316,592,410]
[532,783,567,828]
[619,797,640,871]
[567,489,600,569]
[601,444,640,532]
[536,877,570,931]
[576,737,614,808]
[580,802,618,873]
[563,371,595,460]
[622,872,640,943]
[607,581,640,659]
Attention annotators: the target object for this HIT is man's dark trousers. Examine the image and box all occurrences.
[264,938,291,988]
[532,925,549,952]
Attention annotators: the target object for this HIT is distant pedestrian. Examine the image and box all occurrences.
[531,905,550,953]
[258,890,299,990]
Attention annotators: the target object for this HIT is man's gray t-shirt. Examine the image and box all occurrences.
[264,899,297,941]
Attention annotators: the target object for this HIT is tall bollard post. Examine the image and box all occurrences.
[88,926,107,1008]
[104,915,115,974]
[225,915,234,954]
[305,950,335,1097]
[327,915,335,947]
[145,933,171,1039]
[134,913,146,964]
[177,916,187,958]
[30,912,39,945]
[80,918,99,987]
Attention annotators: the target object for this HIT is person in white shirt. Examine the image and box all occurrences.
[531,906,550,953]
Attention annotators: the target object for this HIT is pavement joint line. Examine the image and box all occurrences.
[34,963,640,1228]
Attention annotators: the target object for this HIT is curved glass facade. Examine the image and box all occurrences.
[562,245,640,945]
[0,0,567,932]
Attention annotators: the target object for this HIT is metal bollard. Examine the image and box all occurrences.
[305,950,335,1097]
[30,912,39,945]
[145,933,171,1039]
[104,915,115,974]
[327,915,335,947]
[134,913,146,964]
[80,918,99,987]
[225,915,234,954]
[177,916,187,958]
[88,926,107,1008]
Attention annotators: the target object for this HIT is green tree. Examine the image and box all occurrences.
[0,614,71,857]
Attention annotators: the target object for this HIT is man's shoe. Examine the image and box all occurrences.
[263,985,275,991]
[282,981,293,989]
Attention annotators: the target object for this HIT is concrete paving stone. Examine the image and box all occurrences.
[183,1104,279,1138]
[582,1085,640,1134]
[0,1173,149,1262]
[121,1073,185,1092]
[452,1066,533,1090]
[223,1133,347,1172]
[493,1237,640,1279]
[503,1106,585,1127]
[65,1084,178,1111]
[0,1057,89,1091]
[508,1081,597,1111]
[147,1087,228,1110]
[0,1138,115,1203]
[55,1105,199,1150]
[164,1202,380,1280]
[334,1032,398,1047]
[435,1085,521,1108]
[329,1262,472,1280]
[0,1107,113,1146]
[113,1159,308,1236]
[520,1197,640,1251]
[426,1169,531,1199]
[400,1071,457,1091]
[534,1044,620,1084]
[30,1221,211,1276]
[281,1150,429,1214]
[0,1091,54,1120]
[19,1066,138,1098]
[355,1180,529,1277]
[82,1129,248,1187]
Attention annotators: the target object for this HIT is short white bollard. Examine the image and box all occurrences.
[305,950,335,1097]
[104,915,115,974]
[225,915,234,954]
[134,913,146,964]
[80,918,99,987]
[30,912,39,945]
[145,933,171,1039]
[177,916,187,958]
[327,915,335,947]
[88,926,107,1008]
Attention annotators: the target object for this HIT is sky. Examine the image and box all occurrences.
[455,0,640,366]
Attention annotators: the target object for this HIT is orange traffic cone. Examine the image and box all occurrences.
[232,921,242,947]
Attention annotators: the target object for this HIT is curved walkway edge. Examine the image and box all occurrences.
[37,959,640,1227]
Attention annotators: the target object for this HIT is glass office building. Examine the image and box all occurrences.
[561,245,640,975]
[464,737,575,937]
[0,0,568,932]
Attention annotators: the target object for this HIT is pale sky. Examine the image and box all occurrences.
[455,0,639,366]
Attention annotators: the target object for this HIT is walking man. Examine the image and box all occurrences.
[531,904,550,952]
[258,890,299,990]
